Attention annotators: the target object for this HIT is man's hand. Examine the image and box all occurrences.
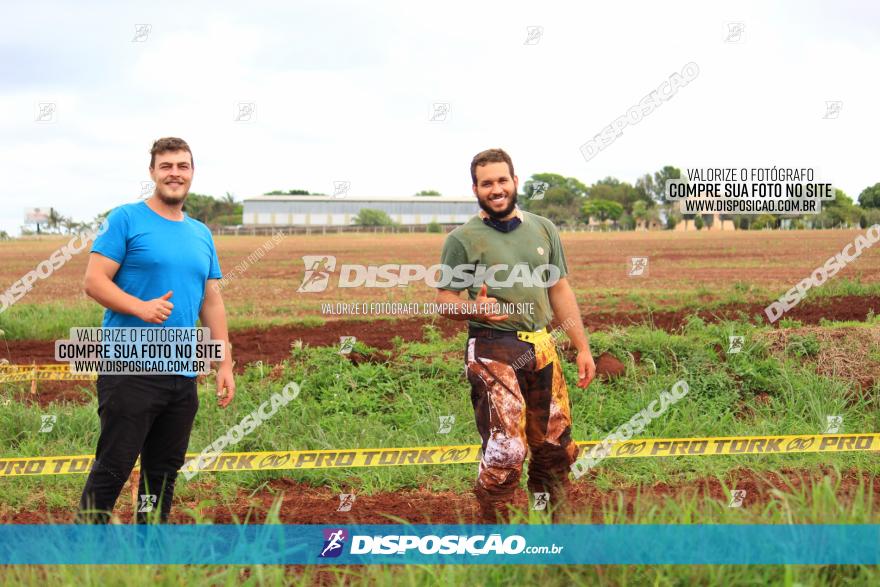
[472,284,509,323]
[137,291,174,324]
[576,348,596,389]
[215,363,235,408]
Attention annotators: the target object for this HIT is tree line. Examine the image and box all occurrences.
[520,167,880,230]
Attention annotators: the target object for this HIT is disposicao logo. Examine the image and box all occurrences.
[319,528,348,558]
[297,256,560,292]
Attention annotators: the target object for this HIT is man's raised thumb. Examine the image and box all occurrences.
[161,291,173,300]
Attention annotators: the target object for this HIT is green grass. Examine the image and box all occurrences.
[2,319,879,510]
[3,318,880,583]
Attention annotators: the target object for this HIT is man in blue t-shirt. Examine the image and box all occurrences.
[77,137,236,523]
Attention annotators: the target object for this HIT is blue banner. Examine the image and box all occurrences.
[1,524,879,565]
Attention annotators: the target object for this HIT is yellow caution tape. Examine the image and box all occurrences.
[0,363,95,383]
[0,433,877,477]
[0,371,96,383]
[0,364,75,373]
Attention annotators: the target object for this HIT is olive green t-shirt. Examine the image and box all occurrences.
[438,210,568,332]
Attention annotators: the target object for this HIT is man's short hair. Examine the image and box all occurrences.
[150,137,193,169]
[470,148,515,185]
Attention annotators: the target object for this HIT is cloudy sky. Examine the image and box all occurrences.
[1,0,877,234]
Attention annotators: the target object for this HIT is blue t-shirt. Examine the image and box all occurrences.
[91,201,222,330]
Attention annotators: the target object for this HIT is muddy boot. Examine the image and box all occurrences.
[474,481,514,524]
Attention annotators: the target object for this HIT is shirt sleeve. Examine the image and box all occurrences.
[207,234,222,280]
[438,234,470,291]
[90,206,129,264]
[546,221,569,279]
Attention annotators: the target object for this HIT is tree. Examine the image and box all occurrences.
[693,214,704,230]
[264,189,311,195]
[182,193,242,225]
[587,177,651,213]
[860,208,880,228]
[415,190,441,196]
[632,200,648,222]
[582,199,624,224]
[823,189,862,227]
[355,209,395,226]
[46,208,64,234]
[752,214,777,230]
[858,183,880,209]
[520,173,587,221]
[637,165,681,228]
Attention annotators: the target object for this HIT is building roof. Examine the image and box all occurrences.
[244,195,476,203]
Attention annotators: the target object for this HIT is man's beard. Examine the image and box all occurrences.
[155,188,188,206]
[478,191,518,220]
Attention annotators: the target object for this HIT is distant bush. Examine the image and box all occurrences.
[427,221,443,233]
[355,209,395,226]
[752,214,777,230]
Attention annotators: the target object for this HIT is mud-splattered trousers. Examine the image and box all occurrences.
[465,326,579,521]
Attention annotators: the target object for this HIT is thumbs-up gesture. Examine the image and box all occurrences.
[472,284,509,323]
[137,290,174,323]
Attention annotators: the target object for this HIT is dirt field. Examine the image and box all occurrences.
[3,228,880,542]
[4,466,874,525]
[2,229,878,318]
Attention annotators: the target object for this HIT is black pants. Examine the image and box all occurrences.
[77,374,199,523]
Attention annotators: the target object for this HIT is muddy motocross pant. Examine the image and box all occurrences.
[465,326,579,521]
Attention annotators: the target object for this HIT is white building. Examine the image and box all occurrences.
[242,195,477,226]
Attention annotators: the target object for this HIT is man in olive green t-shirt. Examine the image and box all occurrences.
[436,148,596,522]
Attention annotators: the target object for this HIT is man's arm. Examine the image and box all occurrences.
[548,277,596,389]
[199,281,235,408]
[83,253,174,323]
